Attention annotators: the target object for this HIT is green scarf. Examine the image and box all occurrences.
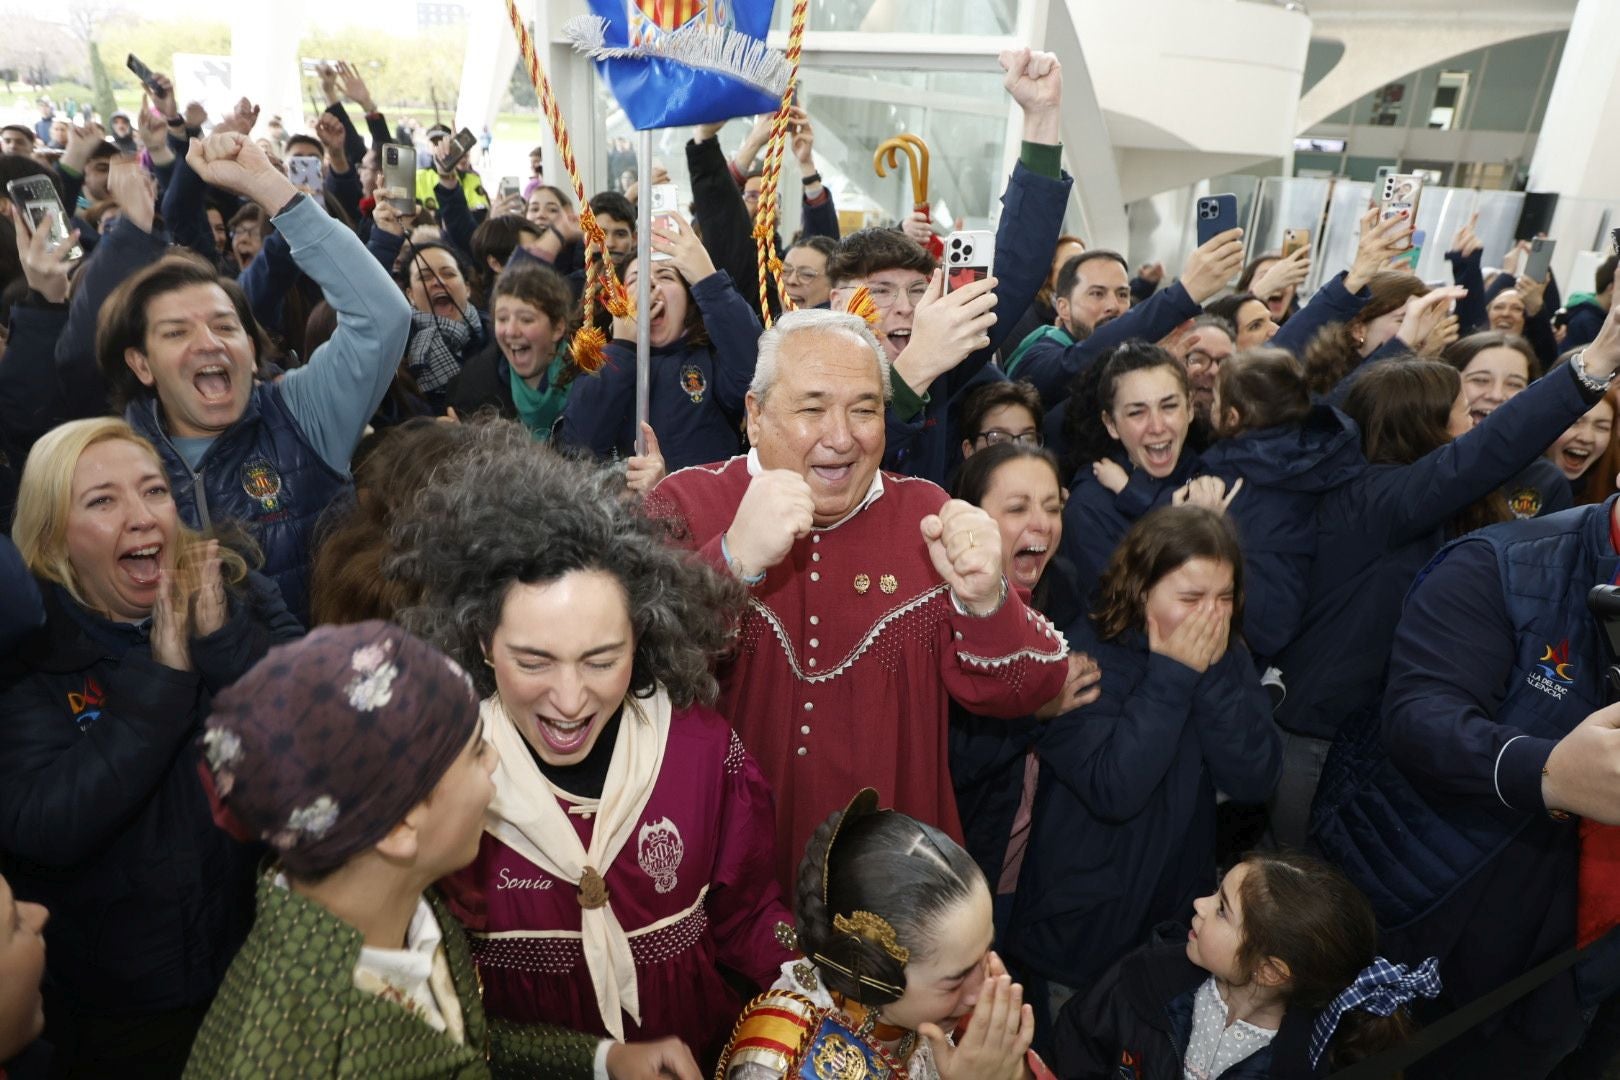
[1004,323,1075,378]
[510,349,571,440]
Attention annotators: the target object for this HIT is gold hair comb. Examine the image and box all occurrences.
[834,910,910,964]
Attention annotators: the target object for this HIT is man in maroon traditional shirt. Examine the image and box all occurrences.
[646,309,1080,885]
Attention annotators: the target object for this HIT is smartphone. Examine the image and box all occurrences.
[1195,194,1239,247]
[1612,227,1620,257]
[6,176,81,262]
[126,53,162,97]
[381,144,416,215]
[498,176,520,201]
[287,155,325,195]
[1370,165,1396,209]
[650,182,680,262]
[1524,237,1556,282]
[437,128,478,174]
[944,230,995,294]
[1281,228,1309,259]
[1589,586,1620,701]
[1379,173,1424,250]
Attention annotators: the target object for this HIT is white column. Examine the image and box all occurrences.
[455,0,521,156]
[1527,0,1620,202]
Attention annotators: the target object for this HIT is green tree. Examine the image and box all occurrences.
[88,40,116,121]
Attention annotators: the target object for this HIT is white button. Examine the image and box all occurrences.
[801,725,811,735]
[810,638,820,648]
[812,535,821,544]
[954,631,963,640]
[810,572,820,582]
[797,747,808,756]
[809,615,820,626]
[803,702,814,711]
[808,658,818,668]
[812,553,821,562]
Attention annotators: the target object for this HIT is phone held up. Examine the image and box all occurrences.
[126,53,163,98]
[1195,194,1239,248]
[1281,229,1309,259]
[944,230,995,294]
[1379,173,1425,251]
[6,176,83,262]
[380,144,417,215]
[650,183,680,261]
[437,128,478,175]
[287,156,325,196]
[1523,237,1556,283]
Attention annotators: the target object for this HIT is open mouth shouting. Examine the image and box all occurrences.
[193,363,233,406]
[118,542,164,590]
[1009,541,1050,588]
[1138,438,1177,474]
[532,711,598,756]
[808,459,855,488]
[886,327,910,356]
[1555,441,1594,478]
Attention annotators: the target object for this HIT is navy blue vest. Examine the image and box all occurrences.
[1314,497,1619,931]
[126,383,348,625]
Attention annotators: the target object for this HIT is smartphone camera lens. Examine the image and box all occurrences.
[961,244,973,260]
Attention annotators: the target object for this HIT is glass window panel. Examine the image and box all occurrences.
[772,0,1019,35]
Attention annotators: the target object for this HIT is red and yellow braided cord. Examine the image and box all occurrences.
[752,0,810,327]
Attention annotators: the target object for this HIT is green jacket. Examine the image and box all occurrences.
[185,874,597,1079]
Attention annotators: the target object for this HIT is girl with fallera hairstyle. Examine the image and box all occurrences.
[0,417,298,1075]
[393,421,792,1069]
[1055,852,1438,1079]
[1000,507,1281,1034]
[948,443,1100,925]
[719,789,1057,1080]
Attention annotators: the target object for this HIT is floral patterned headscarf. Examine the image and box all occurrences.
[201,621,480,878]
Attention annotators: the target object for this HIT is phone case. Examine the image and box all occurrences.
[288,157,325,194]
[1379,174,1424,250]
[1281,229,1309,258]
[944,230,995,293]
[1196,195,1239,247]
[381,146,416,214]
[1524,239,1555,282]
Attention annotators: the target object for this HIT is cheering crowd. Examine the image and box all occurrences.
[0,45,1619,1080]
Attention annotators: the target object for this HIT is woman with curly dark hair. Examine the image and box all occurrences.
[391,420,793,1070]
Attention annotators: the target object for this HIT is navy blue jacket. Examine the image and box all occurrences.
[560,271,759,471]
[0,536,42,652]
[950,558,1085,889]
[1312,499,1620,1046]
[128,387,349,628]
[1005,281,1203,410]
[1271,363,1603,741]
[1268,272,1368,360]
[1054,943,1320,1080]
[883,161,1073,485]
[1002,618,1279,988]
[1195,406,1364,661]
[1503,457,1572,520]
[0,577,296,1018]
[1058,450,1199,608]
[1563,299,1608,352]
[0,300,84,526]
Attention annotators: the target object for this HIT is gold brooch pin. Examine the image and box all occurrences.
[853,574,870,594]
[577,866,610,910]
[879,574,897,595]
[833,910,910,963]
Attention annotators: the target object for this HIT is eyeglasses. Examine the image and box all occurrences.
[865,281,930,309]
[975,429,1043,447]
[1183,349,1226,373]
[781,266,823,283]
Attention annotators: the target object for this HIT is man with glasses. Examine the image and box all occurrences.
[1168,314,1236,423]
[782,236,836,309]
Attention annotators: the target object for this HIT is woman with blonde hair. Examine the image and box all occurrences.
[0,416,299,1075]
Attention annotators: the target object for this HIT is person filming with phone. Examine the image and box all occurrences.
[1312,286,1620,1079]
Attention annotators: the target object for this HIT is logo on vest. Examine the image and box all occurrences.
[67,676,104,731]
[1508,487,1543,519]
[495,866,556,890]
[679,364,706,404]
[241,456,283,513]
[637,816,684,894]
[1526,639,1576,698]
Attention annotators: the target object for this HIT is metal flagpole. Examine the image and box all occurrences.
[634,127,652,457]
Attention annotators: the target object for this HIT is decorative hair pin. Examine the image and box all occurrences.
[834,910,909,964]
[822,788,881,904]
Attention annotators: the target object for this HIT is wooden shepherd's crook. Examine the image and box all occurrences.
[873,134,931,214]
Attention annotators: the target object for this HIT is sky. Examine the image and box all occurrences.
[2,0,431,30]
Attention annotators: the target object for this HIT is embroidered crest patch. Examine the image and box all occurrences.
[637,816,684,893]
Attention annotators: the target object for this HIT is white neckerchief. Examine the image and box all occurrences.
[482,689,671,1040]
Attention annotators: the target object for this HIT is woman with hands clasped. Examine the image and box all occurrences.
[0,417,300,1074]
[561,209,766,474]
[997,506,1281,1037]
